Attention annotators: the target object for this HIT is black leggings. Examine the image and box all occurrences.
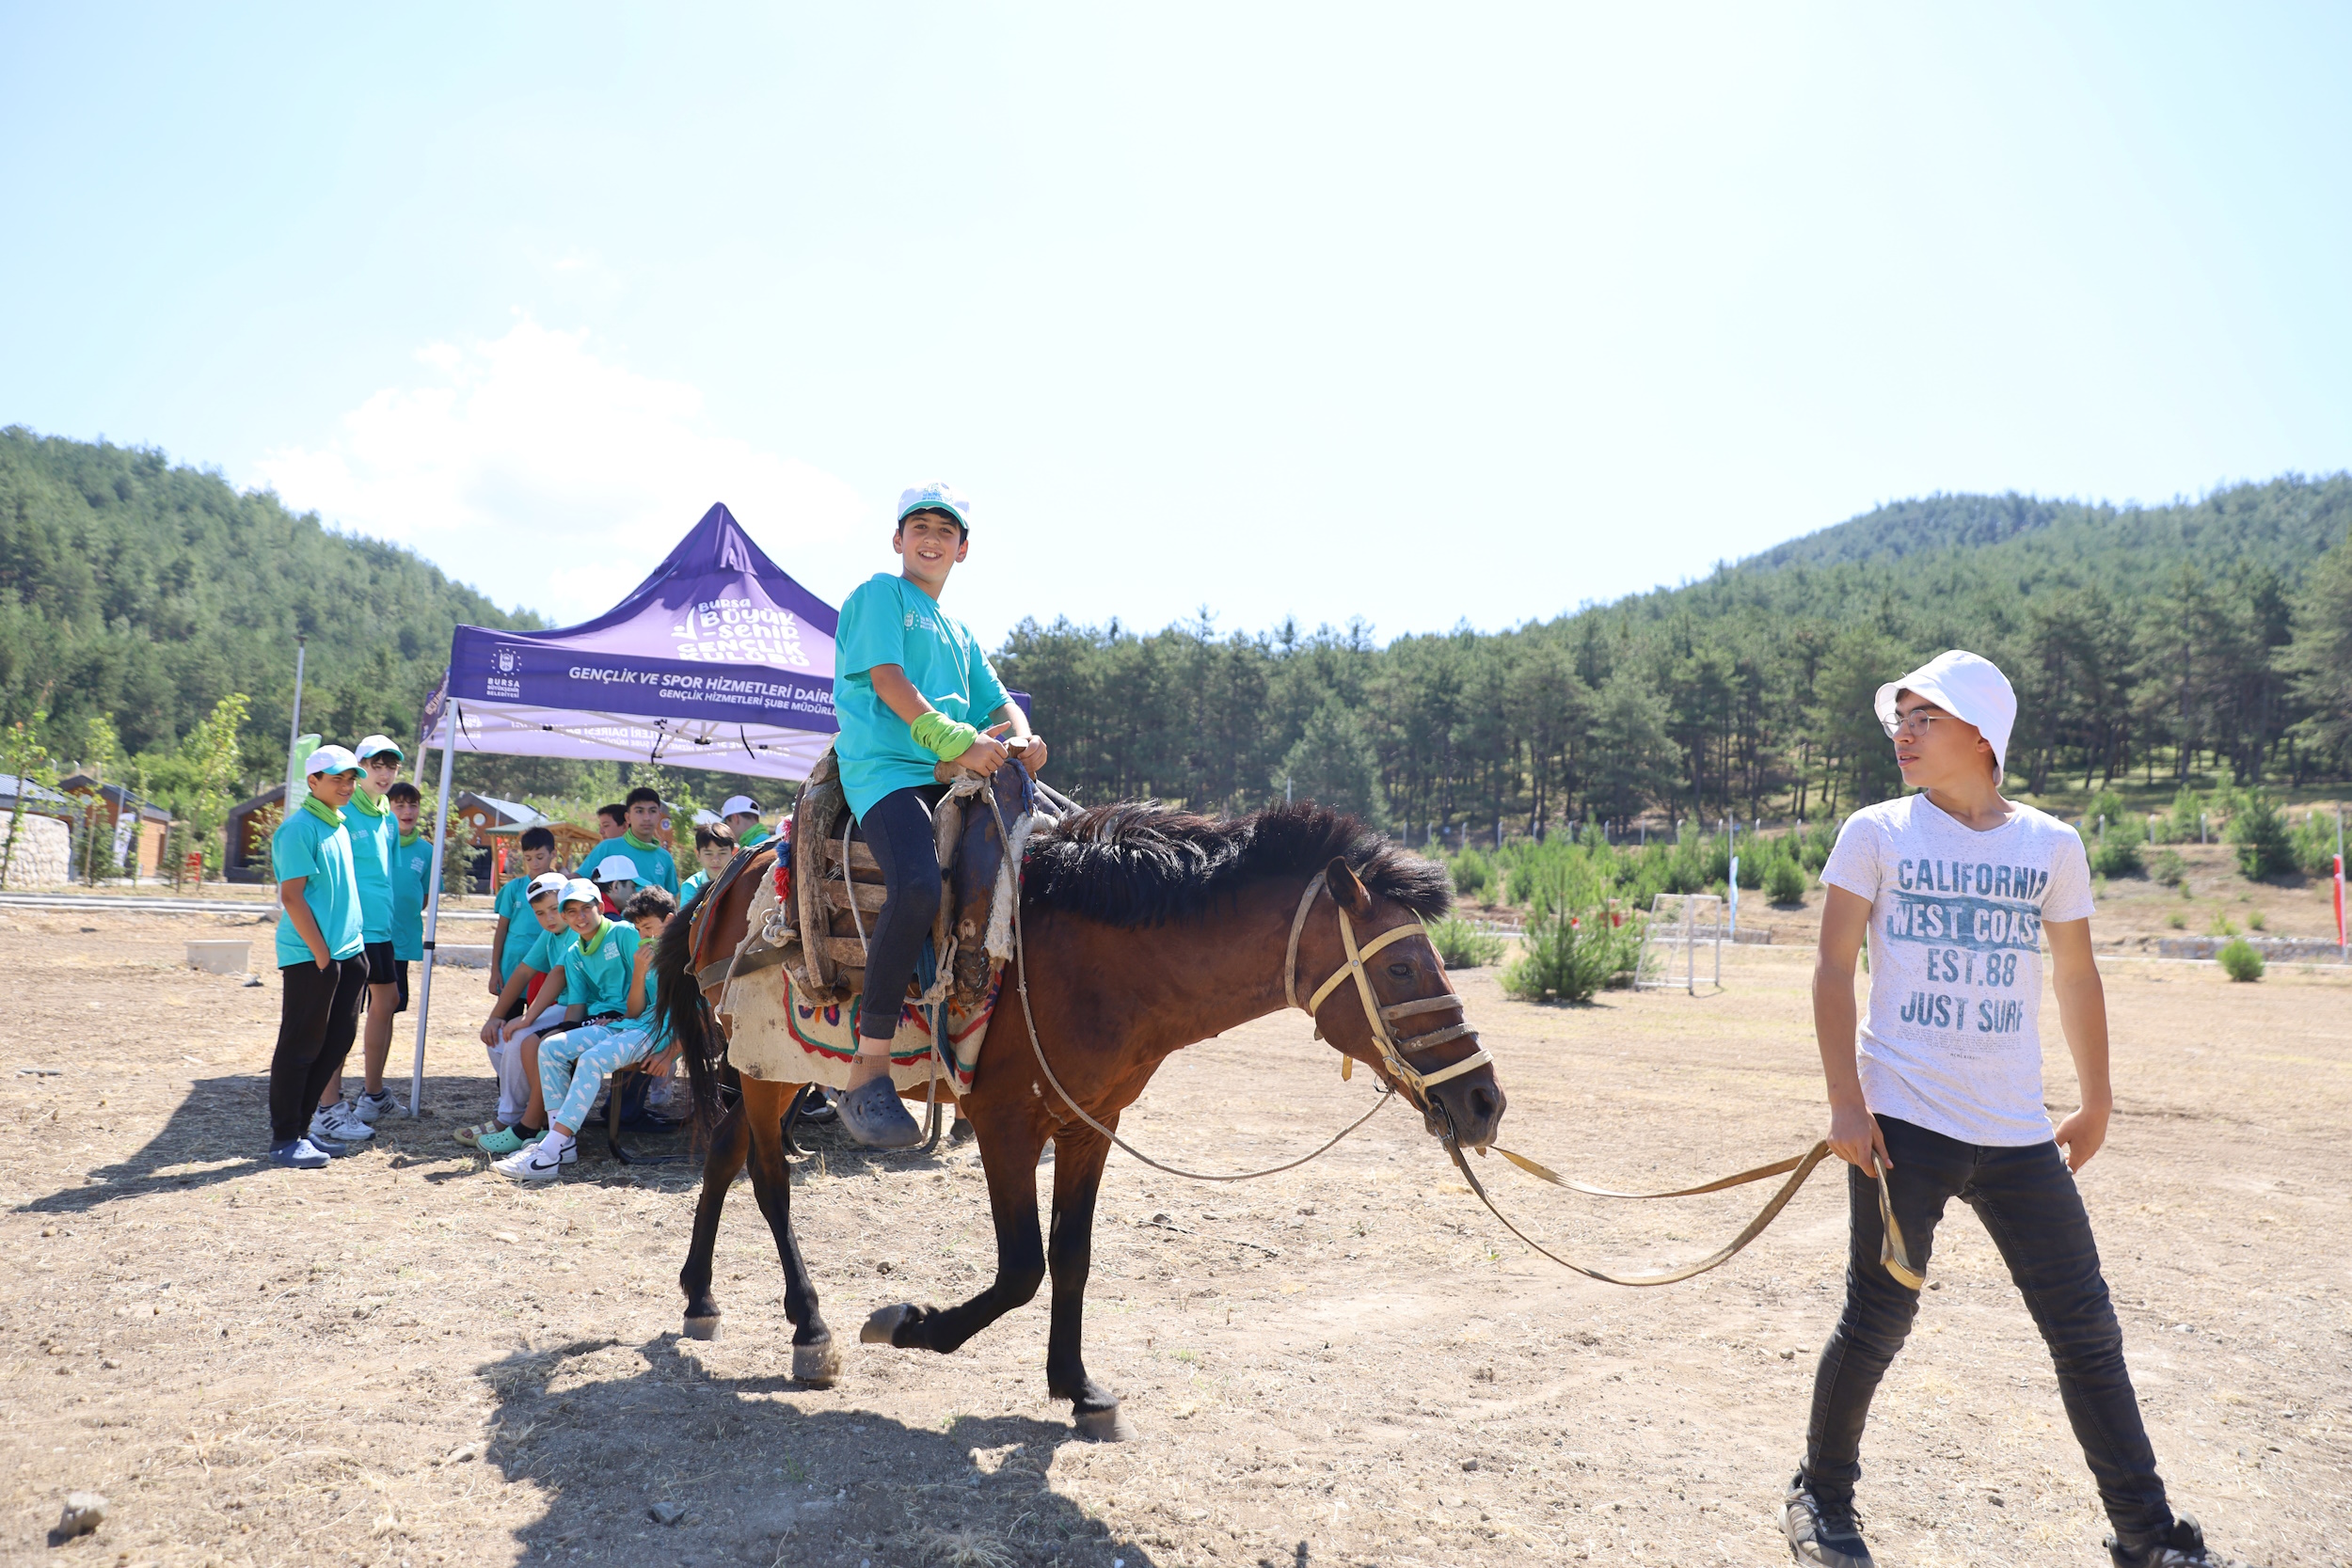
[853,784,945,1039]
[270,956,369,1142]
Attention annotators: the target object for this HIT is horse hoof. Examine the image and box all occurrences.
[860,1303,915,1346]
[1073,1404,1136,1443]
[682,1315,722,1342]
[792,1338,841,1385]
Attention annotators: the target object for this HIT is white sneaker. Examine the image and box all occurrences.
[492,1139,573,1182]
[311,1105,374,1143]
[350,1088,396,1124]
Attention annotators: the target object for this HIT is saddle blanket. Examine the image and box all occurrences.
[721,967,997,1096]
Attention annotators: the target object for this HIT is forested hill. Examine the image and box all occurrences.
[0,426,539,766]
[1735,477,2346,579]
[998,475,2352,835]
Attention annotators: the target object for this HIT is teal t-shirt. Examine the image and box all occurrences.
[271,805,367,968]
[390,830,435,961]
[493,876,542,981]
[516,925,562,979]
[604,833,680,895]
[678,869,709,906]
[833,573,1011,819]
[556,919,643,1017]
[344,793,399,942]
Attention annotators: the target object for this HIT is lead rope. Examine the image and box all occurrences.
[985,792,1396,1182]
[1439,1133,1924,1289]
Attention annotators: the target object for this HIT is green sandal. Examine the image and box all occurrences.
[477,1125,547,1158]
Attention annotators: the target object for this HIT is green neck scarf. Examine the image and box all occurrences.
[621,830,662,853]
[738,824,770,847]
[398,828,423,847]
[577,916,617,957]
[346,786,388,818]
[300,794,344,828]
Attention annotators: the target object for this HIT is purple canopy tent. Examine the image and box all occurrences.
[403,502,842,1114]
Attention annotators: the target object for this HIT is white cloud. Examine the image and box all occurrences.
[250,319,873,622]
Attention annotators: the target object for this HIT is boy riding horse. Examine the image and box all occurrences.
[830,483,1047,1148]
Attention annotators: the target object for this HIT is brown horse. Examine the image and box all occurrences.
[654,800,1505,1439]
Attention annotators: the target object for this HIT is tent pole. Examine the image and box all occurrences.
[408,705,458,1118]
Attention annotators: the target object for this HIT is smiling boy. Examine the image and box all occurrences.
[828,483,1046,1147]
[1783,651,2236,1568]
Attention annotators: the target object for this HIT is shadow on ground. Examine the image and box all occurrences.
[11,1071,684,1213]
[477,1336,1158,1568]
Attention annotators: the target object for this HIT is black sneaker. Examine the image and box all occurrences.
[1784,1473,1875,1568]
[2109,1514,2242,1567]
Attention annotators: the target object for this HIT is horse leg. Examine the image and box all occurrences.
[1044,1123,1132,1440]
[678,1098,749,1339]
[861,1101,1048,1354]
[740,1080,839,1385]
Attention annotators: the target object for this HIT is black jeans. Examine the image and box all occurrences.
[270,956,369,1142]
[852,784,945,1040]
[1803,1114,2173,1543]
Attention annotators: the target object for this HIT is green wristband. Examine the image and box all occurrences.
[912,711,979,761]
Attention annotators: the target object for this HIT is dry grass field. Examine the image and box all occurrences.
[2,902,2346,1567]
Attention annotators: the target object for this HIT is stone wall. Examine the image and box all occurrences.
[0,814,73,889]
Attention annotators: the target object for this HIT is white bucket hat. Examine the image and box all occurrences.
[1875,650,2017,773]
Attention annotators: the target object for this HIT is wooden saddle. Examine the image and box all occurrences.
[775,745,1035,1012]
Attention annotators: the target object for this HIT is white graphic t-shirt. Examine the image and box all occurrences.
[1820,795,2095,1147]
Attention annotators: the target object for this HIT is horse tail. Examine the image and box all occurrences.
[654,893,725,1135]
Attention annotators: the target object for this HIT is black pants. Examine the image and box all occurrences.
[853,784,945,1040]
[1803,1115,2173,1542]
[270,956,369,1143]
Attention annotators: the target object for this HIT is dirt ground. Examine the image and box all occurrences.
[3,906,2347,1568]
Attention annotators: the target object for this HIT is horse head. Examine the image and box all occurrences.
[1295,855,1507,1149]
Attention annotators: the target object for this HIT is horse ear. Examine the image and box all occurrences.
[1326,856,1373,915]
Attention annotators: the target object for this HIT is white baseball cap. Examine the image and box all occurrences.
[897,482,972,532]
[591,854,642,883]
[719,795,761,818]
[1876,650,2018,774]
[560,878,602,906]
[354,734,405,762]
[526,871,569,903]
[302,744,360,777]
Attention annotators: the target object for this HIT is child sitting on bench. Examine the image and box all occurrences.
[493,886,678,1182]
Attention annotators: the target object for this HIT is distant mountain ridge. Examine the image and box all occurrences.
[1737,476,2349,583]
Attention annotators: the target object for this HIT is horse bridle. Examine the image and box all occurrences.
[1282,871,1491,1112]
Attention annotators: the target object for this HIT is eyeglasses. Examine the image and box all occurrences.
[1882,709,1949,739]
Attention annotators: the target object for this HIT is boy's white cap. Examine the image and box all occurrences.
[1876,650,2018,773]
[719,795,761,817]
[560,877,602,905]
[526,871,569,902]
[302,744,360,776]
[590,854,641,883]
[354,734,405,761]
[896,482,972,531]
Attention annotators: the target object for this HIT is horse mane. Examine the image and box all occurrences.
[1020,800,1453,928]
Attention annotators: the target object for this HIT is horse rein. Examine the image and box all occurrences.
[967,793,1931,1291]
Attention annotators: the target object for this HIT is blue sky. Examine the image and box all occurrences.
[4,3,2348,646]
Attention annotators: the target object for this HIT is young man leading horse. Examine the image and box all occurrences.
[1784,650,2240,1568]
[827,482,1046,1148]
